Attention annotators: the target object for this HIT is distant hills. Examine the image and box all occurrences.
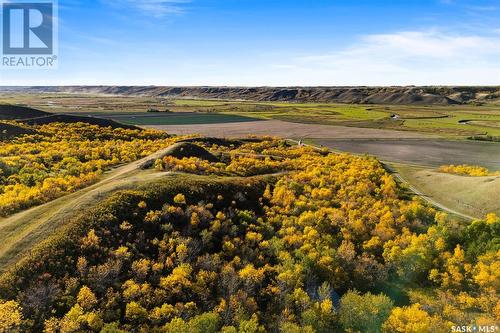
[2,86,500,105]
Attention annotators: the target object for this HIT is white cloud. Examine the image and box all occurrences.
[264,30,500,86]
[103,0,190,17]
[302,31,500,62]
[465,5,498,11]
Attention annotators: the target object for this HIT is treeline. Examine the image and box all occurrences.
[0,138,497,332]
[468,135,500,142]
[439,164,500,177]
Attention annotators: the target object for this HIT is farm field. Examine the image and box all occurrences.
[145,122,499,171]
[316,139,500,171]
[1,93,499,221]
[1,0,499,330]
[2,93,500,137]
[146,119,433,139]
[66,111,262,125]
[0,94,499,332]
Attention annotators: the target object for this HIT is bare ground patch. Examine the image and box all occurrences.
[144,120,433,140]
[317,139,500,171]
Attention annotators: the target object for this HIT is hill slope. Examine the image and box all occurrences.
[19,114,138,129]
[0,122,34,139]
[4,86,500,105]
[0,105,50,120]
[0,138,497,332]
[0,104,138,129]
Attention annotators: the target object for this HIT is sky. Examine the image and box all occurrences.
[1,0,500,86]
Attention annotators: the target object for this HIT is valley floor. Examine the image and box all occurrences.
[145,120,500,170]
[144,119,432,140]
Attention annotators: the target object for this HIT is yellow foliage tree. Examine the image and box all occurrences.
[0,300,23,332]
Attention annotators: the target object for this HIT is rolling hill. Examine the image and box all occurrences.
[3,86,500,105]
[0,104,50,120]
[0,137,497,332]
[0,104,138,129]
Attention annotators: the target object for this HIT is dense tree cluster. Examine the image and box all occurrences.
[0,122,176,216]
[0,137,497,332]
[438,164,500,177]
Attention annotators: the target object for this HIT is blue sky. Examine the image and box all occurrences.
[1,0,500,85]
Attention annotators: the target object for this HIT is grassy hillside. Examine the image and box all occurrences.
[20,114,139,130]
[0,137,497,332]
[0,105,50,120]
[396,165,500,217]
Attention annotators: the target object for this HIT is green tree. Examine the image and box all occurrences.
[339,290,393,333]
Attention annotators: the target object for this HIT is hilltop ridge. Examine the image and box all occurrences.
[2,86,500,105]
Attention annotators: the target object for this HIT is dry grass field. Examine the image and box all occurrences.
[395,165,500,218]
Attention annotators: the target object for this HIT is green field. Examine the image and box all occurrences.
[2,93,500,137]
[216,102,500,137]
[171,99,500,137]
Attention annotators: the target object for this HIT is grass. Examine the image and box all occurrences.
[402,110,500,136]
[237,105,389,123]
[2,93,500,137]
[174,99,500,137]
[0,169,158,272]
[394,163,500,218]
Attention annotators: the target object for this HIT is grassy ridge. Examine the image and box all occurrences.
[0,174,268,288]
